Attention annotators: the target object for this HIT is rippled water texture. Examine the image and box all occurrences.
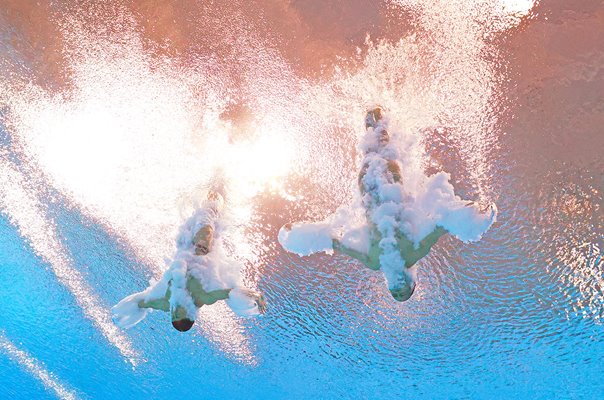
[0,0,603,398]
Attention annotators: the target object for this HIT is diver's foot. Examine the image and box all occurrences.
[207,191,221,201]
[255,294,268,314]
[365,107,383,129]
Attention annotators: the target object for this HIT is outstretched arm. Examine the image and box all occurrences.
[278,221,335,256]
[332,238,372,266]
[418,226,448,250]
[186,276,267,314]
[112,288,170,329]
[226,287,267,316]
[187,277,229,306]
[112,268,176,329]
[138,295,170,311]
[397,226,448,268]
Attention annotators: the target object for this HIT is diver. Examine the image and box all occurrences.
[279,107,496,302]
[112,190,266,332]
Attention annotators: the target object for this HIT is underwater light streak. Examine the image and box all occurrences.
[0,159,138,364]
[3,65,285,363]
[0,332,79,400]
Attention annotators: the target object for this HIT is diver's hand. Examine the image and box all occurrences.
[226,287,267,317]
[278,221,335,256]
[486,203,497,221]
[239,288,267,314]
[112,292,150,329]
[254,293,268,314]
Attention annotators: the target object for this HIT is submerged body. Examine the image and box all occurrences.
[112,191,266,332]
[134,277,231,320]
[333,226,447,270]
[280,107,496,301]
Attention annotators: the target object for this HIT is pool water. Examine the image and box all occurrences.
[0,1,602,398]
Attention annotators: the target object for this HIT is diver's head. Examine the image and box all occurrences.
[171,305,195,332]
[388,268,417,302]
[389,282,416,302]
[172,318,195,332]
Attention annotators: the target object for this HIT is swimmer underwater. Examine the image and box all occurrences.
[279,107,496,302]
[113,190,266,332]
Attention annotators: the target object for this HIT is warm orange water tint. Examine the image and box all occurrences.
[0,1,602,396]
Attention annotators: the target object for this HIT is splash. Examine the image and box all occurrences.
[0,0,536,366]
[113,193,265,330]
[1,4,294,362]
[278,110,496,298]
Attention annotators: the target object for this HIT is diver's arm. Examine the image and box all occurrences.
[137,289,171,311]
[112,286,170,328]
[196,286,265,314]
[207,289,231,302]
[332,238,372,266]
[186,276,231,306]
[418,226,448,250]
[398,226,448,268]
[196,288,231,306]
[228,288,267,314]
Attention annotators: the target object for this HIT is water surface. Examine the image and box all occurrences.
[0,1,603,398]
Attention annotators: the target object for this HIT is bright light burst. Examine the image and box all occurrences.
[500,0,536,16]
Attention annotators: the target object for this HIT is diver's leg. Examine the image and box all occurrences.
[193,225,214,255]
[360,108,401,192]
[332,238,372,266]
[193,190,225,255]
[365,107,390,145]
[358,162,369,195]
[387,160,402,183]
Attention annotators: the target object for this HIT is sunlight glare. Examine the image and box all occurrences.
[500,0,536,16]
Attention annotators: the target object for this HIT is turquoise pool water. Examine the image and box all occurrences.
[0,1,603,398]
